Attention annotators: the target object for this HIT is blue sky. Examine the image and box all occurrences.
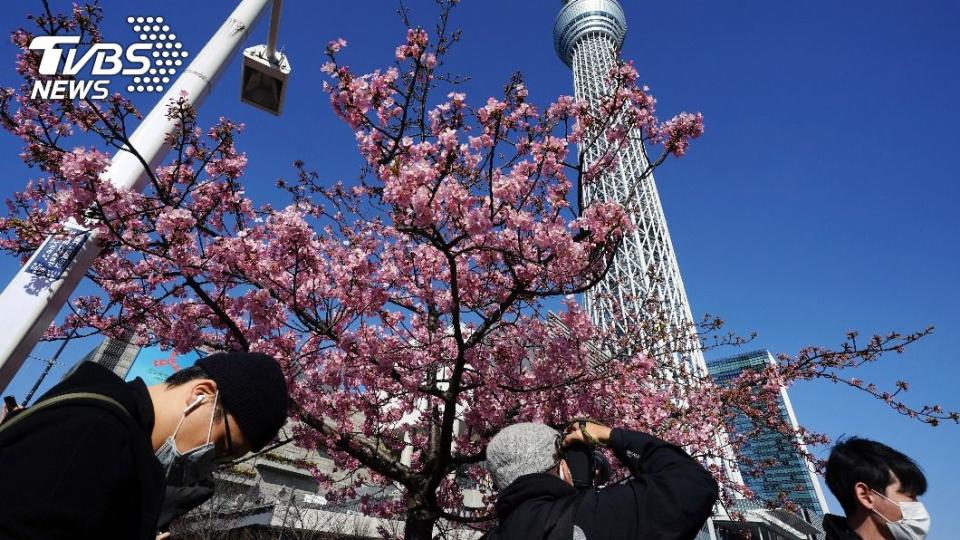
[1,0,958,536]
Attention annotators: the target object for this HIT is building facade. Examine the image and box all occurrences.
[708,350,829,514]
[76,333,141,379]
[713,499,823,540]
[170,422,409,539]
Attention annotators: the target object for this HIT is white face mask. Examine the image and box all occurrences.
[155,392,219,486]
[872,489,931,540]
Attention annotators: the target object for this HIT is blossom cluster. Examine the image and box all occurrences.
[0,7,950,535]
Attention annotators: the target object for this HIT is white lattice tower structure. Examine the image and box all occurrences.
[555,0,704,377]
[554,0,745,493]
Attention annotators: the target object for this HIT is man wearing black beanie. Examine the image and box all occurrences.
[0,350,290,540]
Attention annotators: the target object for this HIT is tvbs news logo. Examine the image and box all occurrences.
[29,16,188,100]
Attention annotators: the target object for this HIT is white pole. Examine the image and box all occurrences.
[265,0,283,63]
[0,0,276,392]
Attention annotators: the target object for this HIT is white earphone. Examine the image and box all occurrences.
[184,394,206,414]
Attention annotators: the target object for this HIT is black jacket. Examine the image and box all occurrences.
[490,428,719,540]
[822,514,863,540]
[0,362,165,539]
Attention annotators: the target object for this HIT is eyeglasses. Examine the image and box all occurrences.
[224,410,234,454]
[216,408,236,463]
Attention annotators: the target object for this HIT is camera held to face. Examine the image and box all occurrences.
[563,440,611,489]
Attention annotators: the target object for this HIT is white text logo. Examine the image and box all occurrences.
[29,16,187,100]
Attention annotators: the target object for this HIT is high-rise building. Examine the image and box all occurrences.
[552,0,744,496]
[66,335,207,386]
[708,350,829,515]
[68,334,141,380]
[553,0,706,378]
[552,4,749,538]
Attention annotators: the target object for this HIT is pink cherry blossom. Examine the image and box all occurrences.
[327,37,347,53]
[657,112,705,157]
[0,5,951,540]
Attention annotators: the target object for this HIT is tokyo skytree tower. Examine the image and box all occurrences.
[553,0,746,510]
[553,0,706,377]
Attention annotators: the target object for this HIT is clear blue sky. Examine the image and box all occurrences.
[1,1,957,536]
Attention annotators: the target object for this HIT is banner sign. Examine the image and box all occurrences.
[125,345,202,386]
[26,226,90,279]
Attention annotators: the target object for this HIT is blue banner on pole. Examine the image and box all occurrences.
[26,226,90,280]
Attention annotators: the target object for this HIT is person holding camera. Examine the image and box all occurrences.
[484,419,718,540]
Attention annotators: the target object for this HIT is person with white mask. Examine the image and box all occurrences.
[0,351,290,540]
[823,437,930,540]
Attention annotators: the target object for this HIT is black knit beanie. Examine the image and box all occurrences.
[196,352,289,452]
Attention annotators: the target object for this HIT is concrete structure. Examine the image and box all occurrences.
[708,350,829,514]
[171,422,481,539]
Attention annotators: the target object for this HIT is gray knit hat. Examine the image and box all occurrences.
[486,423,560,489]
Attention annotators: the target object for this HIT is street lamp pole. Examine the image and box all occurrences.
[265,0,283,63]
[0,0,281,392]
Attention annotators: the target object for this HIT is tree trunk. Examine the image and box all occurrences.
[404,507,438,540]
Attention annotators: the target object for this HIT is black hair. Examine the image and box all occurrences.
[164,365,224,412]
[164,365,211,387]
[825,437,927,516]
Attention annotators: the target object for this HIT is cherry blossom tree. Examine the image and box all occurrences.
[1,3,955,539]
